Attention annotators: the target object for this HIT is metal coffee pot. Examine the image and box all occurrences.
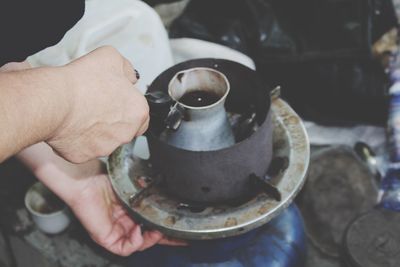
[146,67,235,151]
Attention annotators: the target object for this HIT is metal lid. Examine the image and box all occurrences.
[344,209,400,267]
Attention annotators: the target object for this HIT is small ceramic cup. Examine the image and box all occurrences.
[24,182,70,234]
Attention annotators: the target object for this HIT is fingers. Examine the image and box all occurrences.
[138,230,164,251]
[114,213,136,235]
[136,115,150,137]
[111,227,162,255]
[158,237,188,247]
[86,46,139,84]
[112,224,144,256]
[47,45,148,163]
[123,58,139,84]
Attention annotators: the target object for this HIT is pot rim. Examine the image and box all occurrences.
[167,67,231,110]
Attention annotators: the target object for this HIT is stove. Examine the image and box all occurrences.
[107,92,309,240]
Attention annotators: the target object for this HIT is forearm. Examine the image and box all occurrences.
[0,67,71,162]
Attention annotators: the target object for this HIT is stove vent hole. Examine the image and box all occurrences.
[201,186,211,193]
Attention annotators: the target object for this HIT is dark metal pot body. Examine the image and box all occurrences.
[147,59,273,204]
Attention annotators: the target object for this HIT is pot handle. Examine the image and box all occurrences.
[164,103,185,131]
[145,91,185,131]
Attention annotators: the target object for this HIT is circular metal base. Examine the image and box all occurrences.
[107,98,309,240]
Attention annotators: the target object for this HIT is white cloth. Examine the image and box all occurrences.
[170,38,256,70]
[28,0,173,93]
[27,0,175,159]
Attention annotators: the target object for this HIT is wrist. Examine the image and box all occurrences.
[38,66,74,142]
[0,67,73,161]
[32,155,105,207]
[17,143,74,205]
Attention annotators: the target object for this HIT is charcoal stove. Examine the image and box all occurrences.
[107,59,309,241]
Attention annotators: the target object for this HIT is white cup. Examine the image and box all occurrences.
[24,182,70,234]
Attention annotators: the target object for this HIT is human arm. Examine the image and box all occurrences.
[0,64,72,162]
[0,46,149,163]
[1,59,185,256]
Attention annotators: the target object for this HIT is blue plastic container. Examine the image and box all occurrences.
[127,204,306,267]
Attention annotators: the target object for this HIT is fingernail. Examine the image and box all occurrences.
[135,69,140,80]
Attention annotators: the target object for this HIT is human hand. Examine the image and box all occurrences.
[18,143,186,256]
[1,58,182,255]
[0,47,149,164]
[66,163,185,255]
[47,46,149,163]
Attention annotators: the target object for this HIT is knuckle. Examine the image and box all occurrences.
[50,143,86,164]
[120,250,134,257]
[121,131,135,144]
[66,153,86,164]
[138,99,150,120]
[89,142,105,158]
[95,146,112,158]
[124,58,135,70]
[140,106,150,123]
[129,96,149,123]
[99,45,117,54]
[97,46,122,61]
[138,112,149,128]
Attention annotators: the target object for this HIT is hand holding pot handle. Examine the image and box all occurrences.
[145,91,185,132]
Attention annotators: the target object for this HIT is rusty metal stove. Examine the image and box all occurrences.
[107,84,309,240]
